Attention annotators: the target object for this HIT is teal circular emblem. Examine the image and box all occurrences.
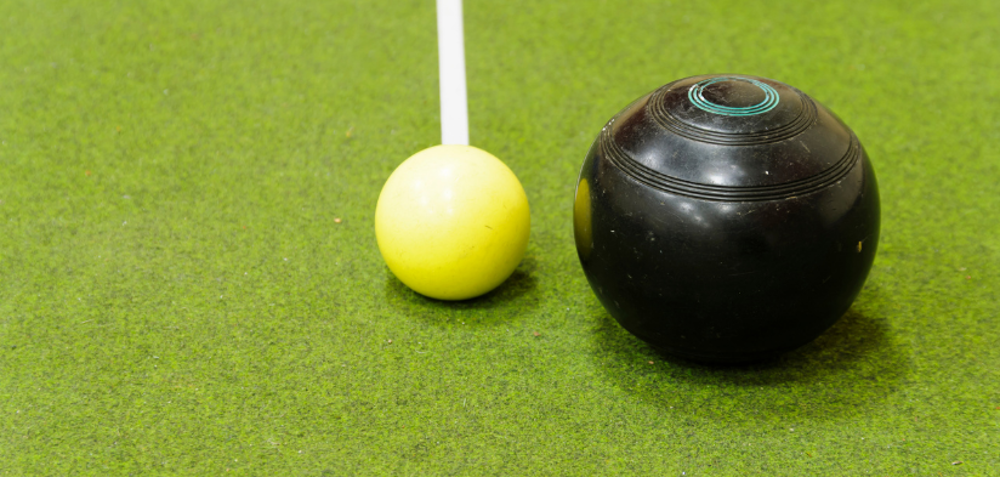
[688,77,780,117]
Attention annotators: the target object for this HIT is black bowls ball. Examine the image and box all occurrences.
[574,74,880,363]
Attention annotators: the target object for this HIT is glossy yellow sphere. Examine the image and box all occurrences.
[375,145,530,300]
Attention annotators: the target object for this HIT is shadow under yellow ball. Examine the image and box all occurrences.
[375,145,530,300]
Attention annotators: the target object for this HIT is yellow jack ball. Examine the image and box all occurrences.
[375,145,530,300]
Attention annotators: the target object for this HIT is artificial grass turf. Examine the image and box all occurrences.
[1,0,999,474]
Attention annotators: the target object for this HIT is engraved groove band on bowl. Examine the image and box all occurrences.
[599,125,861,202]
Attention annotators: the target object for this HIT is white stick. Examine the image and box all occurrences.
[437,0,469,146]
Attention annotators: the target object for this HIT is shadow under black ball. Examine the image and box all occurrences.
[574,74,880,363]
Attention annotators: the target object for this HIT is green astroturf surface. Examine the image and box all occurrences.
[2,0,999,474]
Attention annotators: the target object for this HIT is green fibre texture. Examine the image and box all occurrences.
[1,0,999,475]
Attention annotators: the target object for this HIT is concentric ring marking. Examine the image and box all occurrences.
[648,80,816,146]
[688,77,779,117]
